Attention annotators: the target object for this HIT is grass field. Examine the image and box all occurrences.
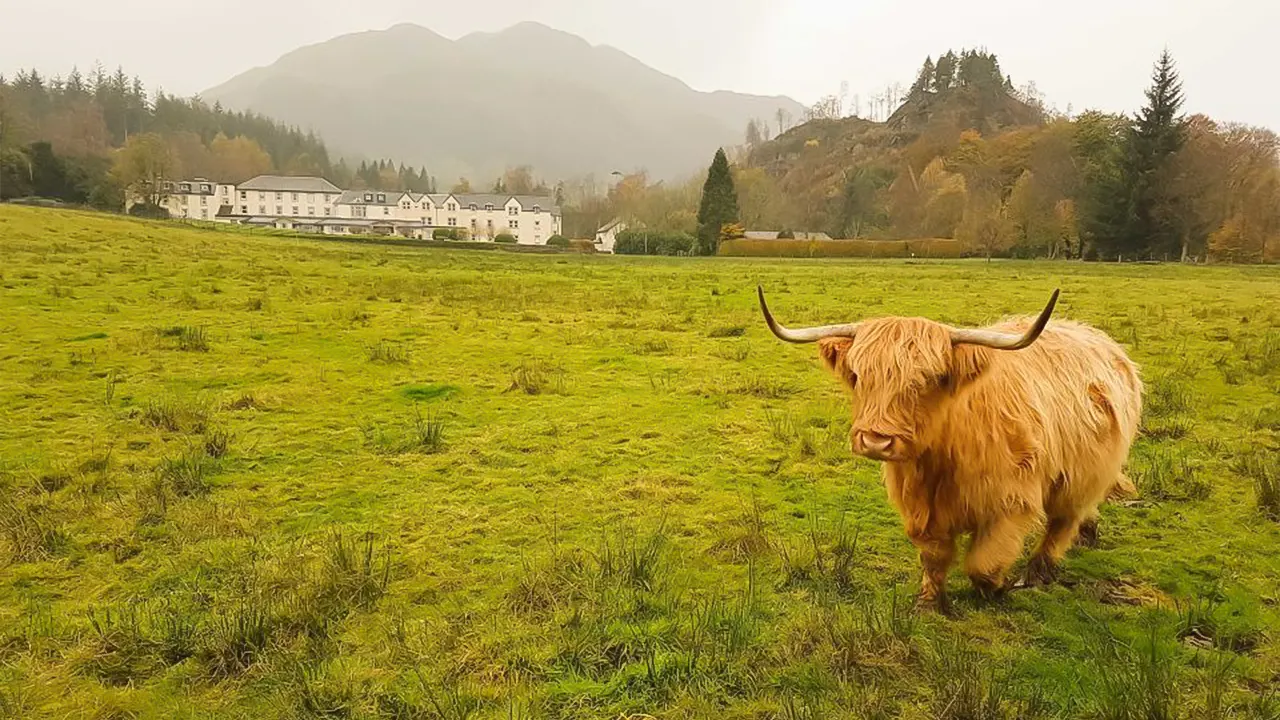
[1,205,1279,719]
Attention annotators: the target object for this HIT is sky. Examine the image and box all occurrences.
[2,0,1277,130]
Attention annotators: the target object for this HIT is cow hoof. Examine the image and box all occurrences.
[916,594,953,617]
[970,576,1009,603]
[1076,520,1100,548]
[1024,556,1058,587]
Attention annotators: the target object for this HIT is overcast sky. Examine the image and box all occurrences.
[3,0,1276,129]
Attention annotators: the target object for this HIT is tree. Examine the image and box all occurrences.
[909,57,936,100]
[775,108,792,137]
[696,148,739,255]
[112,132,174,206]
[451,178,472,193]
[745,119,763,147]
[1117,50,1187,259]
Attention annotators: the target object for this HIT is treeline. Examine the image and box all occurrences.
[0,65,431,207]
[590,51,1279,263]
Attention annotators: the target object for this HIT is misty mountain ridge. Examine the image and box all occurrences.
[203,22,804,183]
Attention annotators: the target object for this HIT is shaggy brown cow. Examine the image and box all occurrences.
[758,287,1141,611]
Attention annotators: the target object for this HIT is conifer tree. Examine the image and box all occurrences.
[696,148,739,255]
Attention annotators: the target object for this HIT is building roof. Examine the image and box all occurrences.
[597,218,625,234]
[237,175,342,194]
[334,190,408,206]
[455,193,513,209]
[165,179,220,195]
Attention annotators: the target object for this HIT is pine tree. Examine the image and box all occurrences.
[1119,49,1187,259]
[909,57,935,99]
[696,148,739,256]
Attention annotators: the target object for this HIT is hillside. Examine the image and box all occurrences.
[203,22,804,183]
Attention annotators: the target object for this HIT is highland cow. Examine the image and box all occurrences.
[759,287,1141,611]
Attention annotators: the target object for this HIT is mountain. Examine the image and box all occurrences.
[202,22,804,183]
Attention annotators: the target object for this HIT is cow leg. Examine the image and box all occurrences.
[1075,513,1100,548]
[1026,514,1083,586]
[909,531,956,614]
[965,511,1038,600]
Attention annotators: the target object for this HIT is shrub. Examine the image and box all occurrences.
[777,229,796,239]
[432,227,468,241]
[494,233,518,244]
[614,229,698,256]
[718,237,964,258]
[545,234,569,248]
[128,202,170,219]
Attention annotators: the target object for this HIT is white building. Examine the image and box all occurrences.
[158,179,235,221]
[594,218,626,253]
[149,174,565,245]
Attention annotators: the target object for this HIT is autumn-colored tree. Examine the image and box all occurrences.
[112,132,175,206]
[209,133,272,183]
[451,177,472,194]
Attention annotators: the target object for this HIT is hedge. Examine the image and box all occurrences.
[614,229,697,256]
[718,238,965,259]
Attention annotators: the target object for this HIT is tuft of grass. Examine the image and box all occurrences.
[141,396,211,434]
[507,360,565,395]
[316,531,393,614]
[367,340,409,364]
[202,600,278,678]
[203,428,232,459]
[779,514,862,598]
[0,499,71,563]
[708,325,747,338]
[1134,445,1209,501]
[1145,373,1194,418]
[1091,623,1181,720]
[158,448,217,497]
[411,408,446,454]
[1235,450,1280,521]
[158,325,210,352]
[926,636,1012,720]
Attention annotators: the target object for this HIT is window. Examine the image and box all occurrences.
[258,191,266,201]
[259,205,267,214]
[203,184,212,193]
[240,205,249,214]
[292,192,299,201]
[447,217,457,226]
[201,209,208,219]
[275,206,283,215]
[275,192,283,200]
[447,203,456,211]
[292,206,299,215]
[509,220,519,229]
[535,220,541,228]
[402,201,410,209]
[200,196,208,205]
[485,203,494,211]
[469,204,477,211]
[377,193,385,203]
[532,205,541,213]
[353,206,366,218]
[181,183,190,192]
[308,206,315,216]
[240,191,247,200]
[470,219,477,229]
[221,187,229,195]
[364,193,373,202]
[426,204,432,212]
[324,208,331,216]
[508,206,518,216]
[383,207,389,216]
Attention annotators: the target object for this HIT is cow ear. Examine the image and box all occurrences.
[950,344,991,386]
[818,338,855,382]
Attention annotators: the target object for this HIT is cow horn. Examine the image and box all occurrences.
[950,289,1060,350]
[757,286,861,343]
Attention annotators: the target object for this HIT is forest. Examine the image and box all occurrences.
[591,51,1280,263]
[0,65,435,208]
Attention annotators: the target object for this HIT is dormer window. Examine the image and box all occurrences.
[364,193,373,202]
[202,184,211,193]
[532,205,541,213]
[485,204,494,211]
[469,204,478,211]
[376,193,385,203]
[181,183,190,192]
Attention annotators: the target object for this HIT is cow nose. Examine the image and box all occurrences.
[854,432,896,460]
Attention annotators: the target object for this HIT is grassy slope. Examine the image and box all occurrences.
[1,206,1278,718]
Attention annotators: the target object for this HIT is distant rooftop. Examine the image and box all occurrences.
[238,175,342,194]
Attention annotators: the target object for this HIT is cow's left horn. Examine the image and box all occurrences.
[758,286,861,343]
[950,289,1060,350]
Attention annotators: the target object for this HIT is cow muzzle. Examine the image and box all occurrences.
[852,431,906,462]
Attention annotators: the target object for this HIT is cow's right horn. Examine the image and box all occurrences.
[758,286,861,343]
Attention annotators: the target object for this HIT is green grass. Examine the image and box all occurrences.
[1,205,1279,718]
